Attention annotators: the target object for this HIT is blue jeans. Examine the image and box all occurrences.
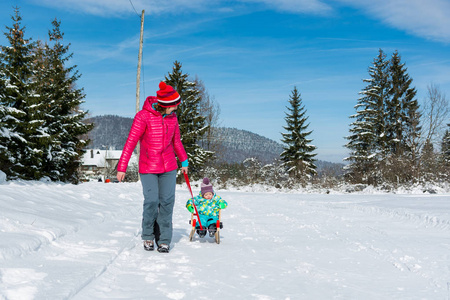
[140,170,176,245]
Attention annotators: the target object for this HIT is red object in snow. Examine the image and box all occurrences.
[183,171,203,230]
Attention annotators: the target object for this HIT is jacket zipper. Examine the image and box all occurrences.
[161,116,166,173]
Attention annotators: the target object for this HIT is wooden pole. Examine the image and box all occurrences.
[136,9,144,161]
[136,9,145,113]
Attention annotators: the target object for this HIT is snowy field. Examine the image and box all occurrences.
[1,180,450,300]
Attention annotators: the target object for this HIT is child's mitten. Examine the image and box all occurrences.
[219,202,226,209]
[187,204,194,213]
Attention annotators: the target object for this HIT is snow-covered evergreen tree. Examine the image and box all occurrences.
[442,124,450,165]
[34,19,93,183]
[345,49,389,184]
[386,51,421,159]
[163,61,213,179]
[1,11,92,183]
[346,50,421,184]
[280,86,317,180]
[385,51,421,181]
[0,8,47,180]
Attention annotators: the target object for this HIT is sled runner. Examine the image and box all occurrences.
[189,210,223,244]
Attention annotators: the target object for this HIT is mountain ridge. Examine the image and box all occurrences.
[86,115,344,175]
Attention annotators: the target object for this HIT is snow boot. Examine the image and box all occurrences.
[208,223,217,237]
[197,228,207,238]
[157,243,170,253]
[143,240,154,251]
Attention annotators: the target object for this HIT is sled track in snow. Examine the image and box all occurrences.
[0,218,81,261]
[288,197,450,292]
[67,232,140,299]
[347,204,450,231]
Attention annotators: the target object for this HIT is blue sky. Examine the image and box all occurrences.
[1,0,450,163]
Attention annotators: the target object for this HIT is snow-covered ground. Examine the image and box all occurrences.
[1,179,450,300]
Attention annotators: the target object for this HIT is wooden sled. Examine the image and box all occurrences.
[189,210,222,244]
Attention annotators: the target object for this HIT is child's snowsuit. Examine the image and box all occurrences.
[186,193,227,229]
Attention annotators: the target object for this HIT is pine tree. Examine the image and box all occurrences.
[0,8,47,180]
[346,50,421,184]
[345,49,389,184]
[280,86,317,181]
[35,19,93,183]
[442,124,450,165]
[386,51,421,157]
[385,51,421,181]
[163,61,213,180]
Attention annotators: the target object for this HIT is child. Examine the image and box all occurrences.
[186,177,227,237]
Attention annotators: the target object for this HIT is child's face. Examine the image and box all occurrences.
[203,192,213,199]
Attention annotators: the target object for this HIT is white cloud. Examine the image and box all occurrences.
[30,0,450,43]
[336,0,450,43]
[32,0,211,17]
[240,0,333,15]
[32,0,333,17]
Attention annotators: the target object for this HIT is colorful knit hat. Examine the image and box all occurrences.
[201,177,214,195]
[156,82,181,107]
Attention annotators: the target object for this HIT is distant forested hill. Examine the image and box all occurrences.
[86,115,344,176]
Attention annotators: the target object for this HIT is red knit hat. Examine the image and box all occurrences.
[156,82,181,107]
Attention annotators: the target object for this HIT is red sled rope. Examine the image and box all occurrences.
[183,171,203,230]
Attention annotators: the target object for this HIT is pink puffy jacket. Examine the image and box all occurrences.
[117,96,188,174]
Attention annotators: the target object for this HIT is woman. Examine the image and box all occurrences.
[116,82,188,254]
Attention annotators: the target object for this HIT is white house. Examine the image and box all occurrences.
[80,149,136,181]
